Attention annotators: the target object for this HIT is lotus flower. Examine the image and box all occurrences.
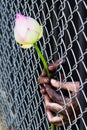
[14,13,43,48]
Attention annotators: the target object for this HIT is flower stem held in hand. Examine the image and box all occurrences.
[34,43,55,130]
[14,13,55,130]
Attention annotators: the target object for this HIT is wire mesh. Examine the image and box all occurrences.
[0,0,87,130]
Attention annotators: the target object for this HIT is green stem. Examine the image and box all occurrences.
[34,43,50,77]
[34,43,55,130]
[51,124,55,130]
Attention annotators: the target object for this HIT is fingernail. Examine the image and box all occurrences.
[45,78,49,83]
[51,79,56,84]
[40,88,46,94]
[49,65,53,69]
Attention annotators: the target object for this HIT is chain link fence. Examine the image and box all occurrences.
[0,0,87,130]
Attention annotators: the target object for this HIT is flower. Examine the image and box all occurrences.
[14,13,43,48]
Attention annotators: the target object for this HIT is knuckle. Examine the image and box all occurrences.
[48,118,53,123]
[45,103,50,110]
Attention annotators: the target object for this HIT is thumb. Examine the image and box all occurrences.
[50,79,61,88]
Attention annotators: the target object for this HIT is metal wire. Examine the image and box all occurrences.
[0,0,87,130]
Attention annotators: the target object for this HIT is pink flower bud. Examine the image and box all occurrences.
[14,13,43,48]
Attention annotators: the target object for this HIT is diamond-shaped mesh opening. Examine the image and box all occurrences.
[0,0,87,130]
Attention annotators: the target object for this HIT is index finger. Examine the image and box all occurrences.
[41,59,65,76]
[41,61,59,76]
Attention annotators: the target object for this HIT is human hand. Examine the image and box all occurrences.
[38,61,80,126]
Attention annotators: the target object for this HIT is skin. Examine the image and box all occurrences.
[38,60,80,126]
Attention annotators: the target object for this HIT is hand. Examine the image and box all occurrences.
[38,61,80,126]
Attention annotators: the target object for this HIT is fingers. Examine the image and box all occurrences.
[43,87,80,127]
[50,79,80,93]
[44,94,63,126]
[40,87,46,94]
[41,63,58,76]
[61,82,80,93]
[38,77,50,84]
[44,94,63,112]
[44,94,80,126]
[41,61,59,77]
[48,60,59,72]
[40,59,65,77]
[44,84,69,105]
[50,79,61,88]
[38,59,66,84]
[46,109,63,126]
[43,83,80,108]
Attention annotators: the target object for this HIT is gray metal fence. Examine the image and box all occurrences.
[0,0,87,130]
